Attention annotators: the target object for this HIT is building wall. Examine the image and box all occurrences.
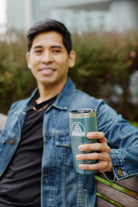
[33,0,50,22]
[5,0,138,33]
[110,0,138,32]
[6,0,25,31]
[0,0,6,33]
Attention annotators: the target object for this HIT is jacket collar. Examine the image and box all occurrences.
[53,77,75,110]
[27,77,76,111]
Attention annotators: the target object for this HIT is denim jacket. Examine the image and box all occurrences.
[0,78,138,207]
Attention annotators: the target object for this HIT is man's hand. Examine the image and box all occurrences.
[76,132,113,173]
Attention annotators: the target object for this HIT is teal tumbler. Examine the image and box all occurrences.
[69,109,98,175]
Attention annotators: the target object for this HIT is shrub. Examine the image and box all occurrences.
[0,30,137,120]
[0,33,36,113]
[70,30,138,120]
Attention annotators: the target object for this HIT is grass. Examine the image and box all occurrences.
[129,121,138,128]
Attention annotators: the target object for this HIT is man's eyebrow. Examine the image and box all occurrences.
[51,45,63,49]
[32,45,63,49]
[32,45,43,49]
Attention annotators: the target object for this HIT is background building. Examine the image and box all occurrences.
[6,0,32,31]
[0,0,6,33]
[5,0,138,33]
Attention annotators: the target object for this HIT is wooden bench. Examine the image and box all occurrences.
[0,113,7,131]
[96,173,138,207]
[0,114,138,206]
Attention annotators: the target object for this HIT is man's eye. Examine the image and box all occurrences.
[35,50,42,54]
[53,50,60,53]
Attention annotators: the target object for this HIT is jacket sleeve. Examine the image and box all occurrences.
[96,99,138,181]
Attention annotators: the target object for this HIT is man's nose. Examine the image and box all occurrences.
[41,51,53,63]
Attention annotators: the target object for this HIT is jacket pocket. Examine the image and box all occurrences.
[0,129,16,145]
[0,129,9,144]
[55,133,73,167]
[0,130,17,177]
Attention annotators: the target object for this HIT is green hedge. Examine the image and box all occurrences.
[0,33,36,113]
[70,30,138,120]
[0,30,138,120]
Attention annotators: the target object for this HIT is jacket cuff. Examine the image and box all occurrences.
[104,149,128,182]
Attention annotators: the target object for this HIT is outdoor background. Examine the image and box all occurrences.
[0,0,138,122]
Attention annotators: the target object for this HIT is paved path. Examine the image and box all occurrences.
[0,113,7,130]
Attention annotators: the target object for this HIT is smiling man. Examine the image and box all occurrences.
[26,30,76,103]
[0,19,138,207]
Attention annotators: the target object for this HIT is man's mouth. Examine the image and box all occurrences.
[39,68,56,75]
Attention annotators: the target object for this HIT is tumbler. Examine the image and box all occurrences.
[69,109,98,174]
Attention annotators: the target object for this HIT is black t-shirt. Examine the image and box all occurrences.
[0,94,56,207]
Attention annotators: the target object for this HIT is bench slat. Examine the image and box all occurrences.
[97,173,138,193]
[116,176,138,193]
[96,181,138,207]
[0,113,7,131]
[96,196,116,207]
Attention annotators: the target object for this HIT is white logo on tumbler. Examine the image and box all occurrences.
[72,122,86,137]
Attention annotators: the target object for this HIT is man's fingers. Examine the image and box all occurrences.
[76,152,110,161]
[79,161,108,171]
[78,143,111,153]
[87,132,105,140]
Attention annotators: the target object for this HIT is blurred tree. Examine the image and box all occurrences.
[0,30,137,120]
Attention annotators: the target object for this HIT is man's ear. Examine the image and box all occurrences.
[26,52,31,69]
[69,50,76,68]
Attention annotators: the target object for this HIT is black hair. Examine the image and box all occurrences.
[26,19,72,53]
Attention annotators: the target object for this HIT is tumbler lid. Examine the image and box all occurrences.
[69,109,96,118]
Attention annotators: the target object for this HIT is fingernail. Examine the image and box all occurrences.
[78,145,84,150]
[79,164,85,169]
[86,133,92,138]
[76,154,83,160]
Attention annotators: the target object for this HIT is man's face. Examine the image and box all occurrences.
[26,31,76,89]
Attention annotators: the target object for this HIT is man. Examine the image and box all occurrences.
[0,19,138,207]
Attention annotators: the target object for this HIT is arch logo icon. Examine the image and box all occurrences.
[71,122,86,137]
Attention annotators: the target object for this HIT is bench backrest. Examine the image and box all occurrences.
[0,114,138,206]
[96,173,138,207]
[0,113,7,131]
